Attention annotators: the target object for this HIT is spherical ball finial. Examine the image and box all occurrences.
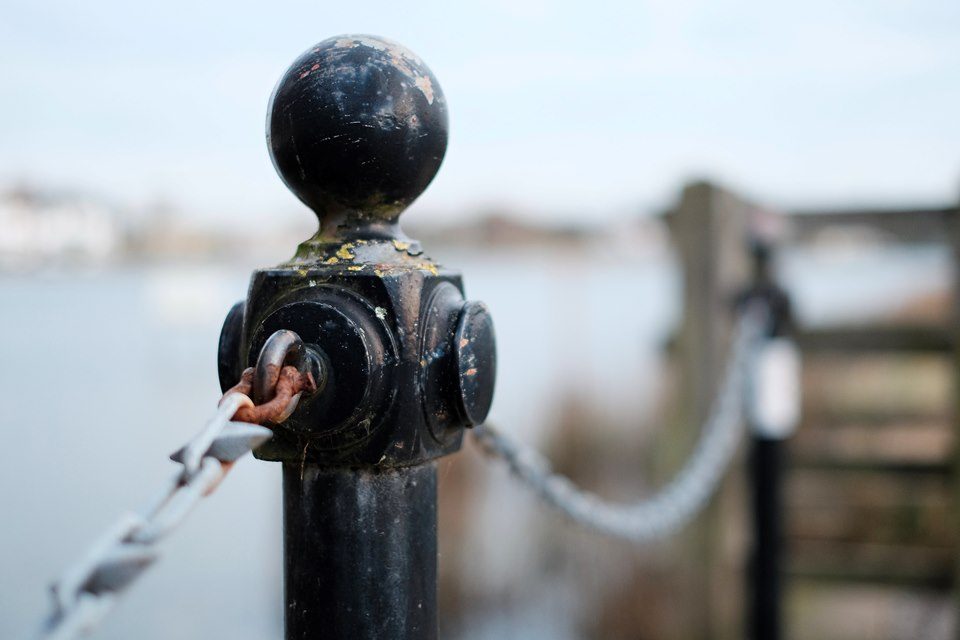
[267,35,448,233]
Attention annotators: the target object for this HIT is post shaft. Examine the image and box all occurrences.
[282,462,438,640]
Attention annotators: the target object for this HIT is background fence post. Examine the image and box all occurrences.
[950,195,960,640]
[742,242,796,640]
[667,180,757,639]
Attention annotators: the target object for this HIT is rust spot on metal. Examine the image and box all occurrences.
[225,366,317,425]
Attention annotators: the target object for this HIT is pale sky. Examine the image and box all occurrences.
[1,0,958,227]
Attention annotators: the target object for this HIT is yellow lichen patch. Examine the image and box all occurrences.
[336,243,355,260]
[324,257,339,265]
[295,267,309,277]
[347,265,365,272]
[374,269,385,277]
[392,239,411,252]
[418,262,439,276]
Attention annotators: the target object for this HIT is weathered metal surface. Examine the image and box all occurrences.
[267,35,448,238]
[218,300,245,393]
[224,365,316,425]
[218,34,496,640]
[219,34,496,467]
[454,301,497,426]
[251,329,320,405]
[283,463,437,640]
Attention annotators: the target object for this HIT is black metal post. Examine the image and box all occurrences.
[283,464,438,639]
[748,435,783,640]
[743,243,796,640]
[218,35,497,640]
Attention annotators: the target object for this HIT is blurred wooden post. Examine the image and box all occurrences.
[667,181,757,640]
[950,196,960,639]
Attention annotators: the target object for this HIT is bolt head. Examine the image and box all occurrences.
[454,301,496,426]
[267,35,448,232]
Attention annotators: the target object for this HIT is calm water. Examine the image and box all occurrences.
[0,243,949,639]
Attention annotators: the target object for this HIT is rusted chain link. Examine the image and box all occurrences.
[38,333,315,640]
[227,365,316,425]
[472,305,767,543]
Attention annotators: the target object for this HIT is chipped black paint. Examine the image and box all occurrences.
[219,35,493,640]
[454,301,497,426]
[267,35,448,234]
[221,35,493,468]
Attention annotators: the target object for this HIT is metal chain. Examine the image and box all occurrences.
[38,351,315,640]
[38,308,762,635]
[37,394,268,640]
[471,305,767,543]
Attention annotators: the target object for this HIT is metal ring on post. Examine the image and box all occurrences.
[253,330,322,406]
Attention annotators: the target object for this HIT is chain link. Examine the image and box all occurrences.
[38,393,269,640]
[471,305,767,543]
[38,352,315,640]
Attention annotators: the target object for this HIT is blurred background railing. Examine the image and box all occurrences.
[661,181,959,639]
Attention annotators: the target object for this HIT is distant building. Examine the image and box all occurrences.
[0,186,122,268]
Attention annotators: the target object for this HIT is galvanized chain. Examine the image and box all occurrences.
[471,304,768,543]
[38,305,763,635]
[38,339,316,640]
